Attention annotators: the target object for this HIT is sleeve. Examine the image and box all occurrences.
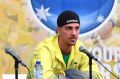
[26,46,57,79]
[79,52,104,79]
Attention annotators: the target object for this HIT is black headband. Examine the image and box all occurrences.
[57,10,80,27]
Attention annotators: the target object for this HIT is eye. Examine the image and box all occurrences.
[66,27,72,30]
[64,26,73,30]
[75,26,80,30]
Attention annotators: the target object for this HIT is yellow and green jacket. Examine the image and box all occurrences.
[27,35,103,79]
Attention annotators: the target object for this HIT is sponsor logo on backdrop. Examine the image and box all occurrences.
[28,0,116,37]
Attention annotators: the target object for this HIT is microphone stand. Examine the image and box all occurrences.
[87,52,119,79]
[88,54,92,79]
[79,46,119,79]
[4,46,30,79]
[14,59,20,79]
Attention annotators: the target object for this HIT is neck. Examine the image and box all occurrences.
[58,40,72,55]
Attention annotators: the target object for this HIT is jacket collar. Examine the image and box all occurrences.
[54,35,75,69]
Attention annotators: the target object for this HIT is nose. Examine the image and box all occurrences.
[71,29,77,35]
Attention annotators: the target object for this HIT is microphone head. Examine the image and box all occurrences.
[5,45,11,54]
[79,46,98,61]
[4,45,20,60]
[5,45,15,55]
[4,45,27,67]
[79,46,86,52]
[79,46,90,55]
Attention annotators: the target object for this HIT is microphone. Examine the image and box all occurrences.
[79,46,98,61]
[79,46,119,79]
[5,46,26,67]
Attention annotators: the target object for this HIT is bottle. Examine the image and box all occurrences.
[118,63,120,79]
[34,61,43,79]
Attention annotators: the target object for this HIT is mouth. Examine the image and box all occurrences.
[69,38,77,42]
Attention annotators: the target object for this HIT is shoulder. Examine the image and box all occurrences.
[75,40,85,48]
[35,34,58,50]
[72,40,85,54]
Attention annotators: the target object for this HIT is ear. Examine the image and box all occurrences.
[56,27,60,34]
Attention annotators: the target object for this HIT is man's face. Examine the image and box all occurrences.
[57,23,80,45]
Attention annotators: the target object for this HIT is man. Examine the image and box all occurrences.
[27,10,103,79]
